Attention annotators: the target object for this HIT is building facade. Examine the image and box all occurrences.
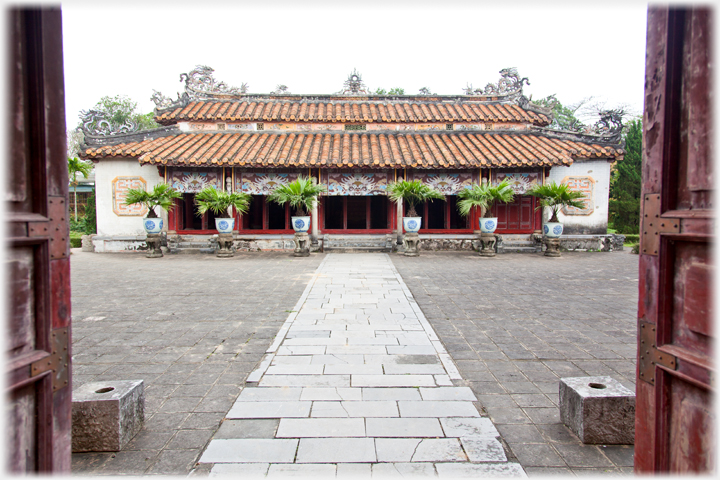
[80,67,624,252]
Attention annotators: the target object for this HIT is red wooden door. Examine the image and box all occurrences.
[5,8,72,472]
[636,7,714,473]
[495,195,535,233]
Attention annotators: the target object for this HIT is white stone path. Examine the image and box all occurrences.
[198,254,526,477]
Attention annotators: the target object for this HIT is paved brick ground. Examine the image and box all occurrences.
[70,249,638,476]
[70,251,323,475]
[392,250,638,476]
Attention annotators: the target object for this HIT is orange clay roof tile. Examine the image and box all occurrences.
[83,131,620,169]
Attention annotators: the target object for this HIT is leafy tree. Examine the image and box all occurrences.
[374,88,387,95]
[88,95,160,130]
[534,95,586,131]
[81,190,97,235]
[68,157,93,222]
[609,118,642,234]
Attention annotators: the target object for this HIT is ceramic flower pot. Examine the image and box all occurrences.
[543,222,563,238]
[403,217,422,233]
[292,216,311,233]
[143,218,163,234]
[215,218,235,234]
[479,217,498,234]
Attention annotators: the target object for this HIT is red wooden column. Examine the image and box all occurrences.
[635,6,714,473]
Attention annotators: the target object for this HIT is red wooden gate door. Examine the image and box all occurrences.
[636,6,714,473]
[5,8,72,472]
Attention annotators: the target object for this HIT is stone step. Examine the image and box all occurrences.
[324,246,392,253]
[502,246,540,253]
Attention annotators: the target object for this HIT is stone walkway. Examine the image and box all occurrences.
[196,254,525,477]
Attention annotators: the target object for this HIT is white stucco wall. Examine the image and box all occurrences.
[95,159,165,236]
[547,159,612,235]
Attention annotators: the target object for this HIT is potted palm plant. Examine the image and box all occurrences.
[266,176,326,232]
[195,187,252,233]
[124,183,182,234]
[385,179,445,233]
[456,179,515,233]
[526,181,586,238]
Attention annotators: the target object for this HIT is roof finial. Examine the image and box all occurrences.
[339,69,370,95]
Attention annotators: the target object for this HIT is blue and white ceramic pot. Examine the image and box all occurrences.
[403,217,422,233]
[543,222,563,238]
[215,218,235,234]
[479,217,498,234]
[292,216,311,233]
[143,218,163,234]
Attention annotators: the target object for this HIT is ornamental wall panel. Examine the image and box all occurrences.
[112,176,147,216]
[411,171,474,195]
[238,171,301,195]
[325,171,389,196]
[170,169,221,193]
[494,170,543,194]
[561,175,595,215]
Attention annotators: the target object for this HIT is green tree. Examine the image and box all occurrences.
[535,95,586,131]
[374,87,405,95]
[89,95,160,130]
[81,190,97,235]
[68,157,93,222]
[609,118,642,234]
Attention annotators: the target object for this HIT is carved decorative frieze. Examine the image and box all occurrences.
[561,175,595,215]
[112,177,147,216]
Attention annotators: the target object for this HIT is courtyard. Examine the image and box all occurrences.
[70,249,638,476]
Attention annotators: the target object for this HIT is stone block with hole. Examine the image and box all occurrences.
[71,380,144,452]
[559,376,635,445]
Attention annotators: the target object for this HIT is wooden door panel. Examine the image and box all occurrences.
[637,6,714,474]
[5,8,71,473]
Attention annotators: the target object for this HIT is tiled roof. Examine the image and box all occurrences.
[82,131,622,169]
[155,100,550,126]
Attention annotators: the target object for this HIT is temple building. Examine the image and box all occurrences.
[79,67,625,253]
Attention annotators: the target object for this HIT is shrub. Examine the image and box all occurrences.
[69,232,83,248]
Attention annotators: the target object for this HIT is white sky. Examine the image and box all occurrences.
[61,0,649,129]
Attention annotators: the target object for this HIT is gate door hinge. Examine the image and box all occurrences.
[641,194,680,256]
[30,327,69,391]
[639,322,677,385]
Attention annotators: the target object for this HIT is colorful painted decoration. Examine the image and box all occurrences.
[170,170,220,193]
[561,176,595,216]
[239,172,299,195]
[112,176,148,216]
[494,171,542,194]
[327,173,387,196]
[412,172,473,195]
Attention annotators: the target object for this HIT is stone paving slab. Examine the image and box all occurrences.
[197,253,522,476]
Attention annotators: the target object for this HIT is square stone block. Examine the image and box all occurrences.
[72,380,144,452]
[559,376,634,445]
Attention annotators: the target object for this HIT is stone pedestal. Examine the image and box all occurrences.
[478,233,497,257]
[216,233,234,258]
[145,233,163,258]
[81,234,95,252]
[544,237,561,257]
[403,232,420,257]
[559,376,635,445]
[293,232,310,257]
[72,380,145,452]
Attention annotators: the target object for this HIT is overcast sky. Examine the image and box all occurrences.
[61,1,649,130]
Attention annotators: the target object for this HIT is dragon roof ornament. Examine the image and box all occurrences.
[271,85,290,95]
[78,109,138,136]
[152,65,248,111]
[465,68,530,96]
[338,69,370,95]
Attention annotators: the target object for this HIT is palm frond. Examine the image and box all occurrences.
[266,176,326,216]
[195,187,252,217]
[124,183,182,217]
[456,180,515,217]
[526,181,587,222]
[385,180,445,217]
